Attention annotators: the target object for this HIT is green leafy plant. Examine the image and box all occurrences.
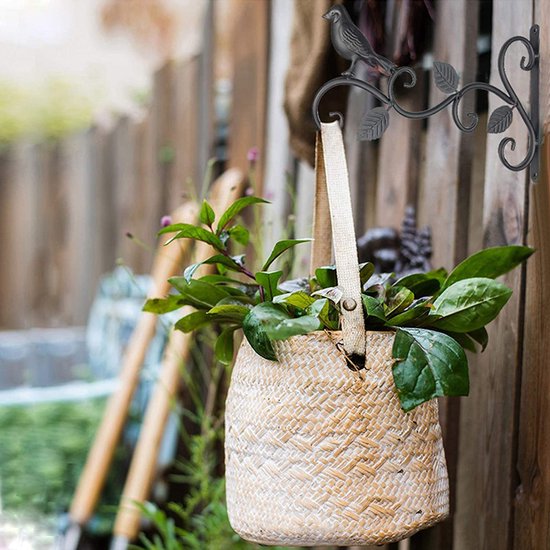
[144,198,533,412]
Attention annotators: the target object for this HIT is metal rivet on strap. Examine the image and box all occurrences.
[342,298,357,311]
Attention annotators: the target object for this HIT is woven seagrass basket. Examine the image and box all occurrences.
[225,331,449,546]
[224,122,449,546]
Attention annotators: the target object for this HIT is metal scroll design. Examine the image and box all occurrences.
[313,26,540,180]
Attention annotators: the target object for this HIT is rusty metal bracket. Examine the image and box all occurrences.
[313,5,540,181]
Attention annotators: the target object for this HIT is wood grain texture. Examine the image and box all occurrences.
[35,142,65,326]
[375,74,425,230]
[417,0,479,268]
[262,0,294,257]
[110,117,141,271]
[344,66,379,234]
[173,42,215,203]
[60,131,105,325]
[152,62,177,217]
[513,139,550,550]
[453,1,533,549]
[411,2,479,548]
[513,2,550,547]
[225,0,269,185]
[0,143,40,328]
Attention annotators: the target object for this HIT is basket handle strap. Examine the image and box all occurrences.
[315,121,365,357]
[310,132,333,271]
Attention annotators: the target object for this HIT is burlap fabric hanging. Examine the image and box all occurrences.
[225,122,449,546]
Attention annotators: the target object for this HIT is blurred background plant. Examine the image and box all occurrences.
[0,78,94,147]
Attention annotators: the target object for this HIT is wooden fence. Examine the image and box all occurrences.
[0,0,549,548]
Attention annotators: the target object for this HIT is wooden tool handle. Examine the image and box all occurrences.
[69,202,198,525]
[113,168,245,539]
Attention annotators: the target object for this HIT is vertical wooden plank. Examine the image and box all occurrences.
[225,0,269,185]
[412,1,479,549]
[467,113,488,254]
[291,160,315,277]
[262,0,294,256]
[417,0,479,267]
[513,2,550,548]
[60,131,103,325]
[135,115,161,270]
[344,68,379,234]
[34,141,65,327]
[110,116,144,271]
[375,75,425,229]
[0,144,40,329]
[152,62,177,217]
[453,1,533,549]
[174,56,203,202]
[92,125,118,278]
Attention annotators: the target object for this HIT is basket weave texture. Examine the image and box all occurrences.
[225,331,449,546]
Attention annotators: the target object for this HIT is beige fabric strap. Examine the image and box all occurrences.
[320,121,366,356]
[310,133,333,272]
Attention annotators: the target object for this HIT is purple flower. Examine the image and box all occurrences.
[247,146,260,164]
[160,215,172,228]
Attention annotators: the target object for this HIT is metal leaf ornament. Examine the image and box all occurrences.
[433,61,460,94]
[487,105,514,134]
[358,107,390,141]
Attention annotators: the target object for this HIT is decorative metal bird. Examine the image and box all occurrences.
[323,5,396,77]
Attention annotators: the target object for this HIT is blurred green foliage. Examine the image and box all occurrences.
[0,78,94,146]
[0,399,105,516]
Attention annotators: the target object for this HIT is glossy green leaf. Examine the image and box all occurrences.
[274,290,316,310]
[468,327,489,351]
[262,239,312,271]
[207,303,250,324]
[315,266,337,289]
[361,294,386,322]
[168,278,230,309]
[385,286,414,317]
[242,303,290,361]
[215,327,237,365]
[216,196,268,233]
[429,277,512,332]
[175,311,210,333]
[255,270,283,301]
[198,274,248,285]
[306,298,339,330]
[159,223,223,249]
[443,245,534,289]
[386,299,431,327]
[220,286,253,298]
[359,262,376,286]
[199,200,215,226]
[142,295,187,314]
[228,224,250,245]
[444,331,478,353]
[265,315,322,340]
[394,269,447,297]
[183,254,242,282]
[392,327,469,412]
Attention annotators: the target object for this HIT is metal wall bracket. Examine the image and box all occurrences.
[313,6,540,181]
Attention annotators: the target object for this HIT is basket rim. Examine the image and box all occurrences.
[267,328,396,343]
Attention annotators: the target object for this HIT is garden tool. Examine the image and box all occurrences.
[110,168,245,549]
[62,200,198,550]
